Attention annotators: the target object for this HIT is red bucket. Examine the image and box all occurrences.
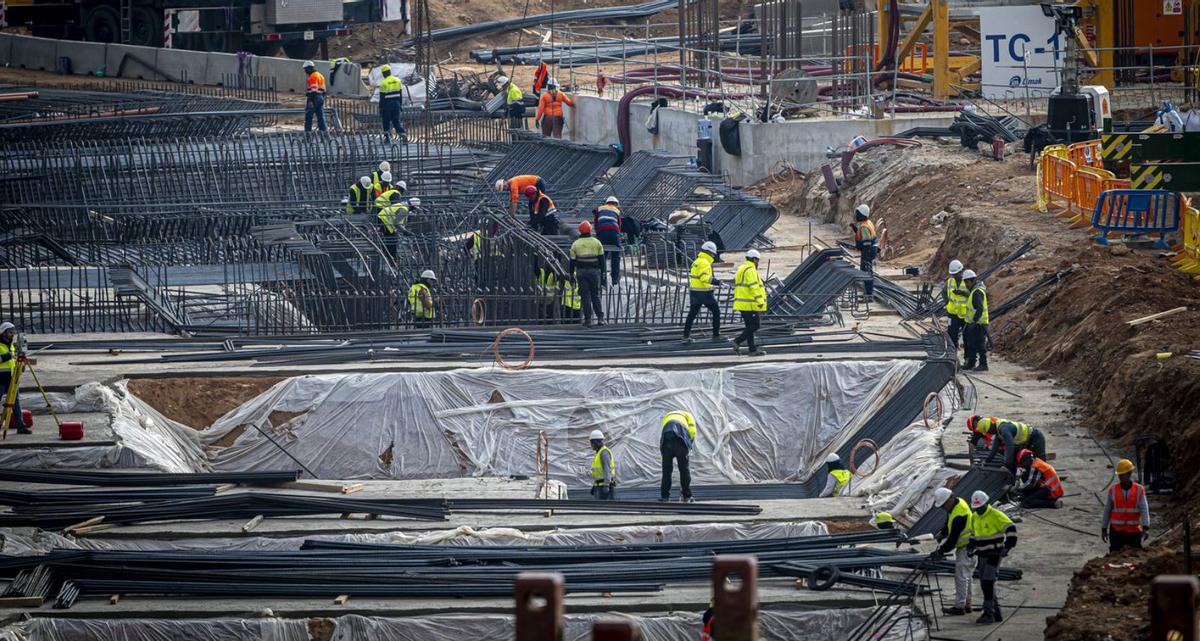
[58,421,84,441]
[21,409,32,428]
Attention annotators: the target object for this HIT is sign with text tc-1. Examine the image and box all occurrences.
[979,6,1060,99]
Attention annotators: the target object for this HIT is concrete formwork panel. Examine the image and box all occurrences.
[104,44,167,81]
[0,34,15,66]
[9,34,59,72]
[154,47,210,84]
[55,40,108,76]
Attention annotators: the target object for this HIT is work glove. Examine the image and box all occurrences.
[1100,528,1108,543]
[928,550,945,563]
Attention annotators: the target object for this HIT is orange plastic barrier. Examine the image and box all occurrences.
[1173,206,1200,276]
[1041,154,1076,212]
[1067,140,1104,170]
[1066,167,1118,227]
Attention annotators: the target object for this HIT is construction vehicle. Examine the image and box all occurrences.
[4,0,396,58]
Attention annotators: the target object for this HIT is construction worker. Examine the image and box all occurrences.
[408,270,437,328]
[302,61,327,132]
[969,415,1046,474]
[589,429,616,500]
[731,249,767,357]
[560,275,581,322]
[534,262,560,322]
[818,453,851,497]
[871,512,896,530]
[682,241,722,344]
[536,80,573,138]
[570,221,606,327]
[966,414,1002,461]
[346,176,374,215]
[375,170,395,198]
[592,196,623,286]
[701,600,715,641]
[1014,449,1064,509]
[962,269,989,371]
[0,322,28,435]
[849,204,877,297]
[525,186,560,236]
[497,75,526,129]
[944,259,968,350]
[1102,459,1150,552]
[378,64,405,141]
[967,491,1017,625]
[466,222,501,260]
[372,161,391,190]
[931,487,974,616]
[660,409,697,502]
[496,175,546,216]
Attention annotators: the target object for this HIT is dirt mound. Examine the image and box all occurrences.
[127,376,285,429]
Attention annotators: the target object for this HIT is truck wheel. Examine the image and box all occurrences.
[83,5,121,43]
[128,6,163,46]
[282,39,320,60]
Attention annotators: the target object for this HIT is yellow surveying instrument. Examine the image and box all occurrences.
[1,332,65,440]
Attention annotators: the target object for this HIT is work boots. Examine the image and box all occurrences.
[975,354,989,372]
[975,601,1001,624]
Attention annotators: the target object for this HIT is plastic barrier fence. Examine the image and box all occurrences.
[1041,154,1076,212]
[1174,206,1200,276]
[1091,189,1182,249]
[1068,140,1104,170]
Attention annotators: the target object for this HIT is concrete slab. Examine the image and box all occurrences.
[153,47,208,85]
[9,35,59,72]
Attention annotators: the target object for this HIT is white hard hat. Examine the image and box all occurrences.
[970,490,989,509]
[359,176,372,188]
[495,179,507,191]
[701,241,718,254]
[824,453,841,464]
[303,60,315,68]
[408,197,421,207]
[962,269,977,280]
[497,75,509,86]
[856,204,870,218]
[396,180,408,192]
[605,196,620,205]
[381,171,393,183]
[948,259,963,275]
[379,161,391,172]
[932,487,953,505]
[589,429,605,440]
[746,249,761,260]
[0,322,13,334]
[421,269,437,280]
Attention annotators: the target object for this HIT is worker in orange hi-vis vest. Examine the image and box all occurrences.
[302,60,327,132]
[1014,449,1064,509]
[1102,458,1150,552]
[535,81,574,139]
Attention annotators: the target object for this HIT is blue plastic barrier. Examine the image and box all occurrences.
[1091,189,1181,249]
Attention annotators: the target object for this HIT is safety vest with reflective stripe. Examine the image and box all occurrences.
[1032,458,1063,498]
[829,468,851,496]
[689,251,715,291]
[408,283,434,319]
[732,261,766,312]
[306,71,326,94]
[379,74,403,101]
[536,268,558,304]
[0,342,14,375]
[591,446,614,483]
[562,279,581,310]
[969,505,1015,553]
[472,230,501,259]
[377,199,409,234]
[947,497,972,549]
[347,183,373,215]
[1000,420,1032,446]
[966,283,989,325]
[1108,483,1145,533]
[856,219,877,243]
[945,276,968,319]
[662,410,697,441]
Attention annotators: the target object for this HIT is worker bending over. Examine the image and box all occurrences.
[818,453,850,497]
[732,249,767,356]
[967,491,1017,625]
[1014,448,1063,509]
[962,269,989,371]
[497,75,525,129]
[0,322,28,435]
[1102,458,1150,551]
[535,81,573,138]
[660,409,697,502]
[931,487,974,616]
[849,204,877,297]
[682,241,722,344]
[377,64,406,141]
[408,270,437,328]
[346,176,374,215]
[372,161,391,190]
[570,221,606,327]
[302,61,327,132]
[589,430,616,500]
[524,186,560,236]
[969,415,1047,474]
[496,175,546,216]
[944,259,968,350]
[592,196,623,286]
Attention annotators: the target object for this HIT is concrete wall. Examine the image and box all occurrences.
[0,33,364,96]
[566,95,956,186]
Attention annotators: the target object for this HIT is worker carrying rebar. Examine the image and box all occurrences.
[944,259,968,351]
[660,409,696,503]
[372,161,391,192]
[592,196,624,287]
[1013,448,1064,509]
[302,61,327,132]
[524,186,560,236]
[731,249,767,357]
[682,241,723,345]
[589,429,616,500]
[0,322,29,435]
[849,204,877,297]
[408,270,437,328]
[536,81,573,138]
[967,490,1017,625]
[569,221,606,327]
[497,75,525,129]
[346,176,374,215]
[817,453,850,498]
[1102,459,1150,552]
[962,269,989,371]
[496,175,546,216]
[968,415,1047,474]
[377,64,406,142]
[930,487,974,616]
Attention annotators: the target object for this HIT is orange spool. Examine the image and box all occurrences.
[923,392,943,429]
[849,438,879,478]
[471,298,487,325]
[492,327,536,370]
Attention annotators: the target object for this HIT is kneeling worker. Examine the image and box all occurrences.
[818,453,851,497]
[1014,448,1064,509]
[931,487,974,616]
[969,415,1047,474]
[589,430,616,500]
[967,491,1017,625]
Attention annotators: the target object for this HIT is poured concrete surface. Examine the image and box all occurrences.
[0,411,113,448]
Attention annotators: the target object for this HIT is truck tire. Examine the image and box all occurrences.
[84,5,121,43]
[282,39,320,60]
[128,6,163,46]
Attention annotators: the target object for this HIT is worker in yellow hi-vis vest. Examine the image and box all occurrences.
[819,453,851,497]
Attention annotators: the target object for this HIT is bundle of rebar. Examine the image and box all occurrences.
[0,468,300,486]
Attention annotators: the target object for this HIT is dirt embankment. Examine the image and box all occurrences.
[127,376,285,429]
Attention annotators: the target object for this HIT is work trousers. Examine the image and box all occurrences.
[0,372,22,431]
[414,317,433,329]
[1108,528,1143,552]
[1019,486,1060,509]
[735,311,761,352]
[591,483,615,501]
[953,547,974,609]
[947,315,965,350]
[660,436,692,500]
[977,553,1002,602]
[305,94,327,132]
[508,102,526,129]
[683,291,720,339]
[575,269,604,323]
[964,323,989,368]
[859,245,876,297]
[541,115,564,138]
[597,230,622,286]
[380,99,405,139]
[1026,430,1047,463]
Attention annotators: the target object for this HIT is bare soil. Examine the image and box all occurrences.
[127,376,285,429]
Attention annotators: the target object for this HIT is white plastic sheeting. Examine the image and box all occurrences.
[203,361,922,484]
[0,618,306,641]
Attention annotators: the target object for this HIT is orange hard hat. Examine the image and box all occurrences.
[524,185,539,198]
[579,220,592,234]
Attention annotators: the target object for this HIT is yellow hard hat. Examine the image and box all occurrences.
[873,512,894,525]
[380,64,392,73]
[1115,459,1135,475]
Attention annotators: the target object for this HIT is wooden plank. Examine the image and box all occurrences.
[280,480,351,494]
[241,515,264,533]
[1127,306,1187,326]
[334,594,350,605]
[62,516,104,534]
[0,596,44,607]
[341,483,365,495]
[214,483,237,493]
[109,594,121,605]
